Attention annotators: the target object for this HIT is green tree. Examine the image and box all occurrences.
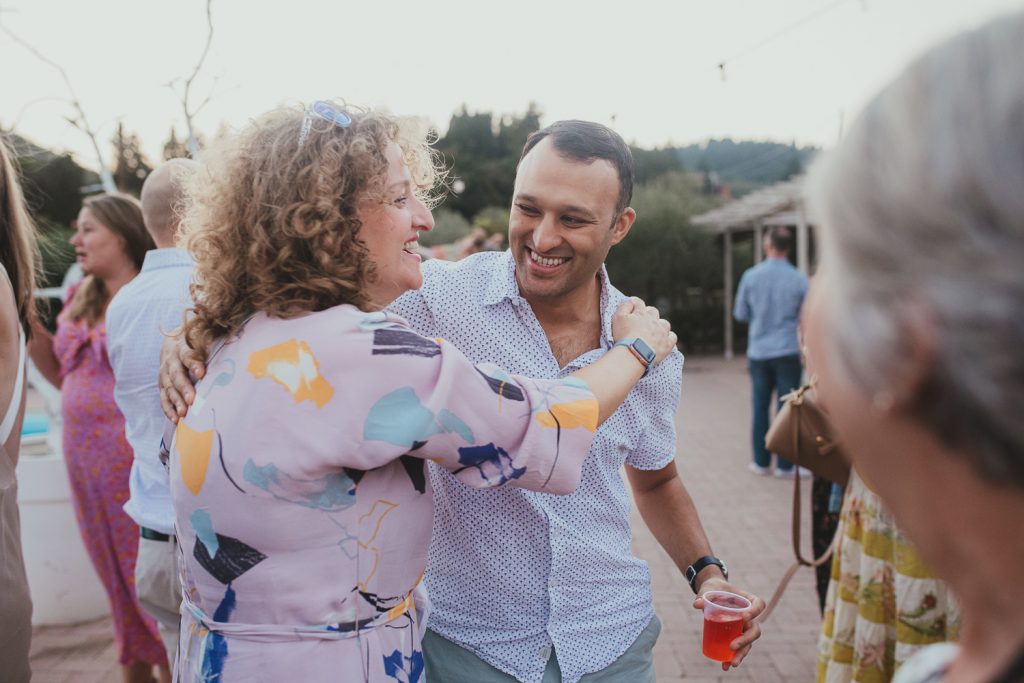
[5,133,96,295]
[111,122,152,195]
[17,152,90,227]
[472,206,510,235]
[782,143,803,179]
[496,102,542,158]
[605,171,724,353]
[420,208,472,247]
[677,139,818,188]
[698,157,715,195]
[632,146,685,184]
[434,104,542,220]
[163,128,190,160]
[36,222,75,289]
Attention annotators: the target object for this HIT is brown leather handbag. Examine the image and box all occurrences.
[765,382,850,487]
[758,381,852,622]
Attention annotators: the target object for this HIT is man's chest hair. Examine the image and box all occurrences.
[547,330,601,369]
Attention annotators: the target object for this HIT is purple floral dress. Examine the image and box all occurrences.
[168,306,599,682]
[54,298,166,667]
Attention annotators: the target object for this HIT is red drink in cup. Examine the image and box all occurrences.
[701,590,751,662]
[703,613,745,661]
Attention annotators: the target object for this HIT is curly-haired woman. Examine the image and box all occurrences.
[28,193,168,682]
[162,102,676,681]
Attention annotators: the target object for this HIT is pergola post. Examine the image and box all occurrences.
[723,229,734,359]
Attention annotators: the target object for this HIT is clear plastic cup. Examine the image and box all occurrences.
[702,590,751,662]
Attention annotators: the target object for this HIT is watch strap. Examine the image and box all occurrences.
[613,337,652,377]
[685,555,728,594]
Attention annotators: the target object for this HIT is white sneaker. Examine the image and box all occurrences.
[774,467,813,479]
[748,463,771,476]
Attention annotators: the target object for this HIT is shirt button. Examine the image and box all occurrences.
[538,646,552,660]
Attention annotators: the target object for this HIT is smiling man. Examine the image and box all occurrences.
[391,121,765,682]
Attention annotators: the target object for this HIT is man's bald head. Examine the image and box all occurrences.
[141,158,199,248]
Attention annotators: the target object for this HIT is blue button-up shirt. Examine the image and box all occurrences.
[107,248,193,534]
[733,257,808,360]
[390,251,683,683]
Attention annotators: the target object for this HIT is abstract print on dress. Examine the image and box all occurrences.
[168,305,597,681]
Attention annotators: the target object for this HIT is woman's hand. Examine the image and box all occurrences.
[611,297,677,365]
[573,298,677,427]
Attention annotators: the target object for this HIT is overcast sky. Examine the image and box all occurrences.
[2,0,1021,171]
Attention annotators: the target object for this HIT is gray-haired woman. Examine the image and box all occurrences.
[803,10,1024,683]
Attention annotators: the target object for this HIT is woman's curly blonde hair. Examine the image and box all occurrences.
[181,102,444,360]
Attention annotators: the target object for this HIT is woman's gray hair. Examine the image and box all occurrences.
[806,11,1024,488]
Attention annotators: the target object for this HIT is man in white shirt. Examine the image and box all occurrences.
[396,123,764,682]
[108,159,196,667]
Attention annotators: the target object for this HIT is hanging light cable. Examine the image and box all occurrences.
[718,0,862,80]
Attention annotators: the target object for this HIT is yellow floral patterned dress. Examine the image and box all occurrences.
[817,471,960,683]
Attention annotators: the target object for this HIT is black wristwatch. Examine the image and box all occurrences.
[685,555,728,594]
[613,337,655,377]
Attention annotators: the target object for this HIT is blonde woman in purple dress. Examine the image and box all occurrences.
[161,102,676,682]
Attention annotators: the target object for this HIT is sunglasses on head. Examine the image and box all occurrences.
[298,101,352,147]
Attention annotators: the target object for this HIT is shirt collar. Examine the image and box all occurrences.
[483,250,616,346]
[597,267,614,346]
[141,247,193,272]
[482,250,523,307]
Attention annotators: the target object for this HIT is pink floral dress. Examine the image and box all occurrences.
[54,298,166,667]
[168,306,599,682]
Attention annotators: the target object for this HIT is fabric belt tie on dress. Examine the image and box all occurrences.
[180,586,417,642]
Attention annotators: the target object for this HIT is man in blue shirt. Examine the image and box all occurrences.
[733,226,808,477]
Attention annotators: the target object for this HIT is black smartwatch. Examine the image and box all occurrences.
[613,337,655,376]
[685,555,728,594]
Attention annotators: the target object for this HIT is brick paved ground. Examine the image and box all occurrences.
[27,617,121,683]
[28,356,821,682]
[636,356,821,682]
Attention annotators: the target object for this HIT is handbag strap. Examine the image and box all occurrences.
[758,398,841,624]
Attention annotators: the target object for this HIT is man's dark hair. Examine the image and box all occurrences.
[519,120,634,215]
[768,226,793,253]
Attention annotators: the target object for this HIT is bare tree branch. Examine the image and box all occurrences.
[0,95,69,132]
[193,94,214,117]
[0,18,116,192]
[181,0,214,157]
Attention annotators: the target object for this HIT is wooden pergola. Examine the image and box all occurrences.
[691,177,817,358]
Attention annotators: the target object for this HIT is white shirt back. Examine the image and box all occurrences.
[107,248,193,534]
